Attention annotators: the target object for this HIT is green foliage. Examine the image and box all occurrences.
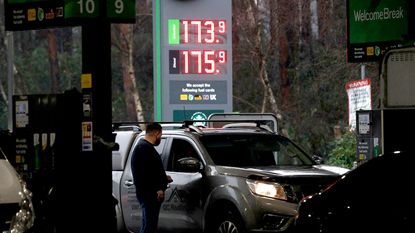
[326,130,357,169]
[14,44,50,93]
[58,48,82,90]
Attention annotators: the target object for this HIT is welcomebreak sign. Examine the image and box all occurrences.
[347,0,415,62]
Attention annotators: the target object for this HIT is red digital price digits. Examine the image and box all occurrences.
[181,50,227,74]
[181,20,227,44]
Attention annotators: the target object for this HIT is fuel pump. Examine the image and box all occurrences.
[12,90,82,233]
[356,108,415,165]
[356,110,381,166]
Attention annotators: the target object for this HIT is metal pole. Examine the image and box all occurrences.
[361,64,365,80]
[6,31,14,131]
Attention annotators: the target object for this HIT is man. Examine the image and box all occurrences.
[131,122,173,233]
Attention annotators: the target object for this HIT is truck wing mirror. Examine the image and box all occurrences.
[177,157,202,173]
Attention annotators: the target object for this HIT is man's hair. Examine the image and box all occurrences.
[145,122,162,135]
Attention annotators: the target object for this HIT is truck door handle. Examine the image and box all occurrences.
[124,180,134,187]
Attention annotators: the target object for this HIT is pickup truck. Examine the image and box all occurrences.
[0,147,34,233]
[112,119,349,233]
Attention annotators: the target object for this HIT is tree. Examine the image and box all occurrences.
[233,0,283,126]
[47,29,60,93]
[112,23,145,122]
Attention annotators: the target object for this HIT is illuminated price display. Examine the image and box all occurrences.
[169,50,227,74]
[154,0,232,122]
[168,19,227,44]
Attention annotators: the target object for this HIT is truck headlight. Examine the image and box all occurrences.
[9,178,35,233]
[246,179,287,200]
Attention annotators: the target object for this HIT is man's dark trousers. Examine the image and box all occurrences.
[137,195,161,233]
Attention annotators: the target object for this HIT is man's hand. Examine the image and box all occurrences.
[167,175,173,183]
[156,190,165,202]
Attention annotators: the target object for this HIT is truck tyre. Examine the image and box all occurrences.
[209,209,245,233]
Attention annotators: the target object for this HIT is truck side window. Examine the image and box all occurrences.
[167,139,198,172]
[154,138,167,155]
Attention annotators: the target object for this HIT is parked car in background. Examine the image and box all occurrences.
[0,147,34,233]
[112,118,349,233]
[294,151,413,233]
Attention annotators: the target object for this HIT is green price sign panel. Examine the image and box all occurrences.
[4,0,135,31]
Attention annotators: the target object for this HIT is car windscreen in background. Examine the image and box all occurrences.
[200,134,314,167]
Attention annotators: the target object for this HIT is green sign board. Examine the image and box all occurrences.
[64,0,99,19]
[106,0,135,22]
[4,0,135,31]
[347,0,415,62]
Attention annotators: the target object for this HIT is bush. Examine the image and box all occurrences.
[326,129,357,169]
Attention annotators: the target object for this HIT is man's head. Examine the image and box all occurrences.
[145,122,162,146]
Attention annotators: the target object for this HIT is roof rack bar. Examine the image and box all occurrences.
[183,119,271,125]
[112,119,274,132]
[183,119,275,133]
[112,121,185,131]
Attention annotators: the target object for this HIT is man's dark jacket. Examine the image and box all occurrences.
[131,139,168,200]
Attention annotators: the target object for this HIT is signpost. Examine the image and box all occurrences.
[347,0,415,62]
[153,0,232,122]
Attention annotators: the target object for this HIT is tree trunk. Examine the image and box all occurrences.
[298,0,303,49]
[260,57,280,117]
[277,0,292,108]
[0,78,6,104]
[318,0,333,44]
[310,0,319,40]
[47,29,60,93]
[249,0,281,118]
[115,24,145,122]
[299,0,311,59]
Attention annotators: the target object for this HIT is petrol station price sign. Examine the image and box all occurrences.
[4,0,135,30]
[153,0,232,121]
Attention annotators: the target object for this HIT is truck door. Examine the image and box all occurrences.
[119,136,168,233]
[159,136,205,232]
